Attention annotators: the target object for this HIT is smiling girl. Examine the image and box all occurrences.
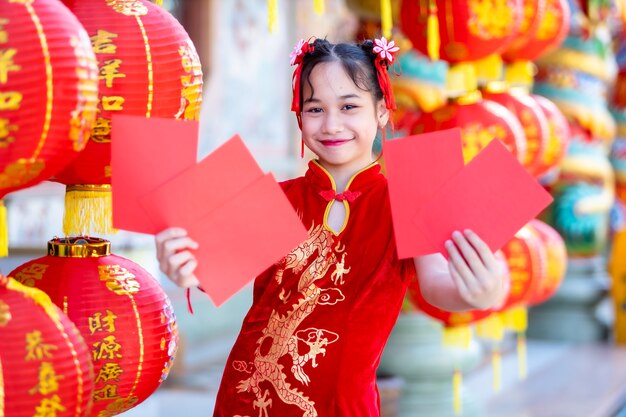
[155,37,505,416]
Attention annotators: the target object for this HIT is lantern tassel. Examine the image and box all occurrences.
[268,0,278,32]
[426,0,440,61]
[475,313,504,342]
[452,368,462,415]
[380,0,393,39]
[517,332,527,380]
[0,200,7,257]
[63,185,115,236]
[155,0,163,5]
[492,348,502,392]
[442,325,471,349]
[314,0,324,15]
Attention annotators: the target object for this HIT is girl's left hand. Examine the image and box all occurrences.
[445,229,506,310]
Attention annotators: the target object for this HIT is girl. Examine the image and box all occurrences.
[156,38,505,416]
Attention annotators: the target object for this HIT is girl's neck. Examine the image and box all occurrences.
[317,159,374,192]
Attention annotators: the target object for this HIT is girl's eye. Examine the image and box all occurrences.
[306,107,323,113]
[343,104,357,111]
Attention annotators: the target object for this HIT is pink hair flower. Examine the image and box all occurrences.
[373,37,400,64]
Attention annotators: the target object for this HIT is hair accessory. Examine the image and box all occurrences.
[373,37,399,111]
[290,38,315,134]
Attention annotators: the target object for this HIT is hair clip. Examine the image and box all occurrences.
[373,37,400,65]
[290,39,314,66]
[372,37,399,112]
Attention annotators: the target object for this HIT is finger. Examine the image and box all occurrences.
[451,231,489,280]
[178,260,200,288]
[448,260,471,302]
[445,238,483,295]
[463,229,498,270]
[164,250,196,278]
[155,227,189,259]
[162,236,199,259]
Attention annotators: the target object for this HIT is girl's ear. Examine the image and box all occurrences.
[376,99,390,128]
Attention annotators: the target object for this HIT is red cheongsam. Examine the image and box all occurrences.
[213,160,416,417]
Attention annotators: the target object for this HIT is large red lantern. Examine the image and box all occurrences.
[9,237,179,416]
[401,0,524,62]
[412,92,527,164]
[482,85,549,176]
[0,275,94,416]
[0,0,98,198]
[502,0,569,62]
[54,0,203,235]
[532,94,570,181]
[527,219,566,305]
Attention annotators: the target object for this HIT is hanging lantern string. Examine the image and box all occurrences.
[314,0,324,15]
[268,0,278,32]
[380,0,392,39]
[453,368,463,415]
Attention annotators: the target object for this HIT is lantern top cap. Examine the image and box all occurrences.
[48,236,111,258]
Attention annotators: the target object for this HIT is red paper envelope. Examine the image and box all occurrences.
[111,115,198,234]
[413,139,553,256]
[383,128,464,259]
[188,173,308,307]
[139,135,263,231]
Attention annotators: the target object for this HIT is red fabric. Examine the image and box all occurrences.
[213,160,415,416]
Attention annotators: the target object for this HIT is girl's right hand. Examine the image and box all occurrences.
[155,227,200,288]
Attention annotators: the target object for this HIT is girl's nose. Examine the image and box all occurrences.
[322,111,343,134]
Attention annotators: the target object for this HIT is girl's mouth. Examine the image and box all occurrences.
[320,139,351,146]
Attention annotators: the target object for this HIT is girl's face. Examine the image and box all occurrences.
[301,61,388,173]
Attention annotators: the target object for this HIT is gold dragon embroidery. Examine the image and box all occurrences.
[232,224,350,417]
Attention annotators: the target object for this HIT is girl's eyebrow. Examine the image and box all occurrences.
[304,93,362,103]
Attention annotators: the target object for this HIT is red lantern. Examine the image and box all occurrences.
[0,0,98,198]
[9,237,179,417]
[412,92,527,164]
[527,219,567,305]
[407,280,493,329]
[498,224,546,311]
[0,275,94,416]
[532,94,570,180]
[482,86,550,176]
[401,0,524,62]
[502,0,569,62]
[501,0,546,60]
[54,0,203,235]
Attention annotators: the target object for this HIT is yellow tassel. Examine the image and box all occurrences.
[452,368,463,415]
[63,184,115,236]
[0,200,7,257]
[609,229,626,345]
[502,306,528,333]
[268,0,278,32]
[155,0,163,6]
[442,325,472,349]
[381,0,393,39]
[505,60,535,90]
[492,349,502,392]
[426,0,440,61]
[517,332,527,380]
[314,0,324,15]
[475,313,504,342]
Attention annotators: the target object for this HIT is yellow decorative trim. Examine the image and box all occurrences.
[53,313,89,417]
[127,295,144,397]
[0,200,7,258]
[63,185,115,236]
[6,277,59,322]
[313,160,376,236]
[25,2,53,160]
[0,300,10,327]
[484,81,508,94]
[48,236,111,258]
[442,325,471,348]
[135,15,153,117]
[453,90,482,106]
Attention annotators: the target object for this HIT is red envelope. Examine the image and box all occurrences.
[188,173,308,307]
[139,135,263,231]
[383,128,464,259]
[111,115,198,234]
[413,139,553,256]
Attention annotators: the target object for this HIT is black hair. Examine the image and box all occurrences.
[299,38,385,108]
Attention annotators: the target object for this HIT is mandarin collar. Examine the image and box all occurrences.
[305,160,383,193]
